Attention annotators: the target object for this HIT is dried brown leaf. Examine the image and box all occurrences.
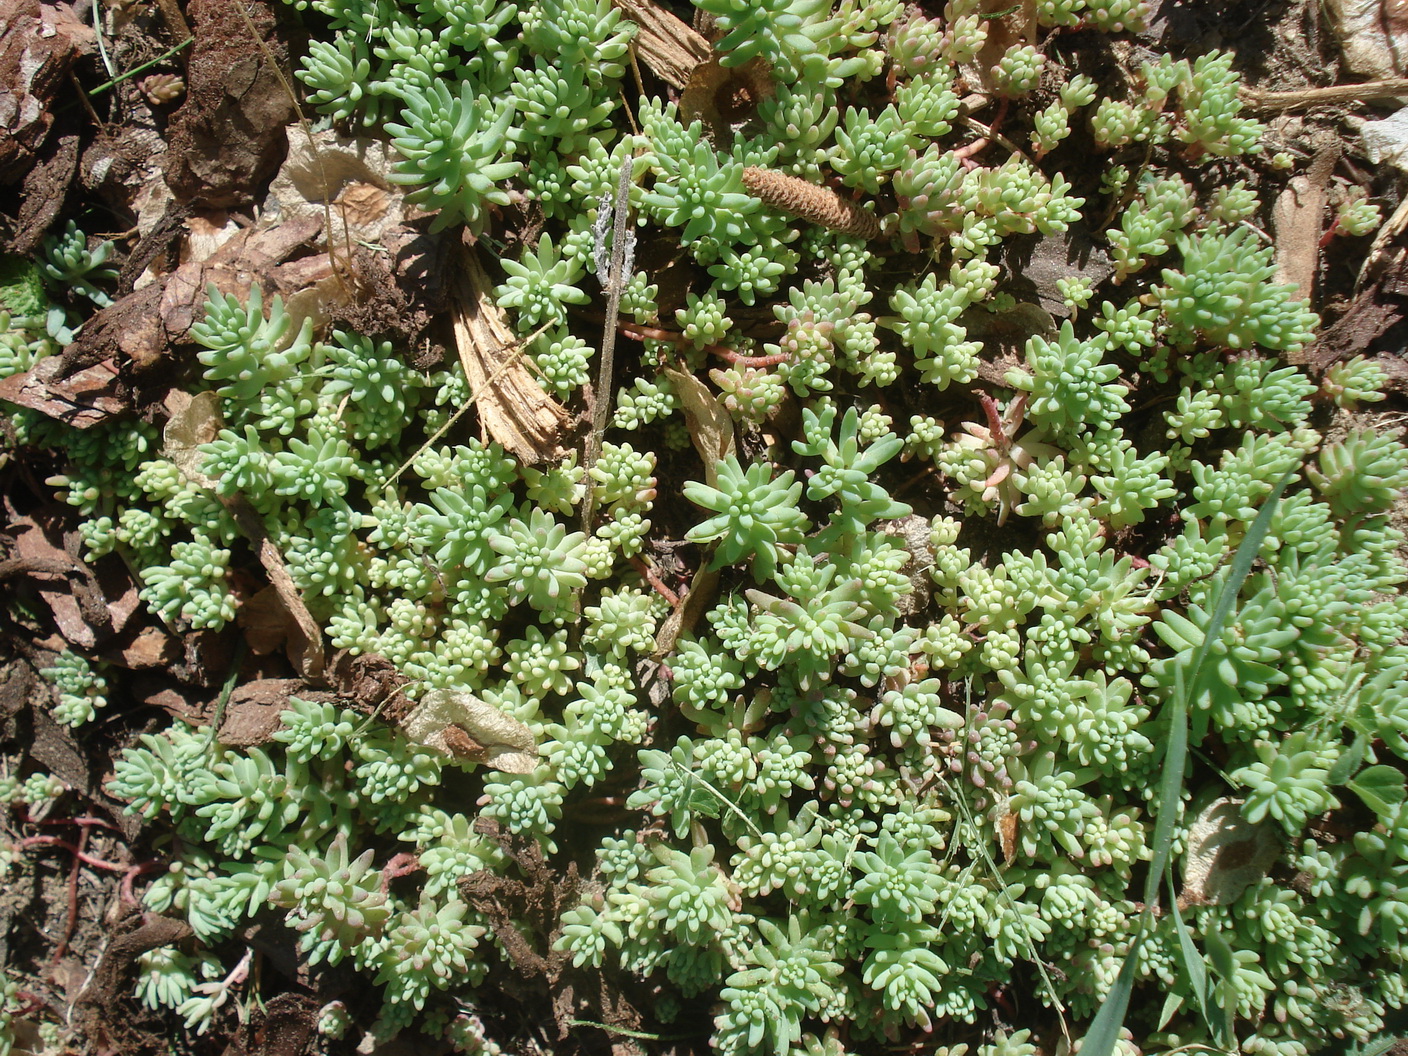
[223,498,325,680]
[403,688,540,773]
[1181,796,1281,907]
[162,388,223,488]
[680,56,773,138]
[1271,176,1326,348]
[653,564,719,657]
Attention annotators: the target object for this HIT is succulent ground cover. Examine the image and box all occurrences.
[2,0,1408,1053]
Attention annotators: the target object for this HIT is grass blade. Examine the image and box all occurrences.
[1077,470,1296,1056]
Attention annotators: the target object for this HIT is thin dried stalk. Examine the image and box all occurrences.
[1240,79,1408,112]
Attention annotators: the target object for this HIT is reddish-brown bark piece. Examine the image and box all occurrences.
[0,0,94,184]
[162,0,297,209]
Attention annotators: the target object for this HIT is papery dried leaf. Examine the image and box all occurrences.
[237,585,299,656]
[223,498,325,680]
[452,248,572,464]
[680,55,772,138]
[1271,177,1326,347]
[266,128,402,251]
[1181,796,1281,907]
[1272,149,1336,354]
[163,388,223,488]
[653,564,719,658]
[403,688,539,773]
[996,806,1018,864]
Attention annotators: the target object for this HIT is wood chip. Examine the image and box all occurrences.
[451,247,572,464]
[0,358,127,428]
[613,0,710,87]
[1272,147,1337,356]
[0,0,94,183]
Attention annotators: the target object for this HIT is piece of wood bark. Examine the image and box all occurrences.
[451,247,572,464]
[613,0,710,87]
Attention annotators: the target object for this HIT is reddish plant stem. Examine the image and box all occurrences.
[978,392,1006,441]
[629,556,680,606]
[708,348,791,368]
[619,322,684,344]
[32,815,121,832]
[121,861,164,906]
[53,826,87,962]
[20,834,131,872]
[953,98,1010,165]
[619,323,770,366]
[22,834,163,908]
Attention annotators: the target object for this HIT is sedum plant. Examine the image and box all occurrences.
[7,1,1406,1054]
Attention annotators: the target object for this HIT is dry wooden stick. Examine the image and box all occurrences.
[581,155,636,533]
[1240,79,1408,112]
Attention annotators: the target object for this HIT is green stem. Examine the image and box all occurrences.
[89,37,193,96]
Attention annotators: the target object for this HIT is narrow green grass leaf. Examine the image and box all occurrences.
[1168,874,1210,1023]
[1201,923,1238,1045]
[1078,471,1296,1056]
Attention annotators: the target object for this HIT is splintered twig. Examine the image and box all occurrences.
[1241,79,1408,112]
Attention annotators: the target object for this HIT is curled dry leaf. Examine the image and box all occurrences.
[1181,795,1282,907]
[402,688,539,773]
[681,56,773,139]
[266,128,403,251]
[996,802,1019,864]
